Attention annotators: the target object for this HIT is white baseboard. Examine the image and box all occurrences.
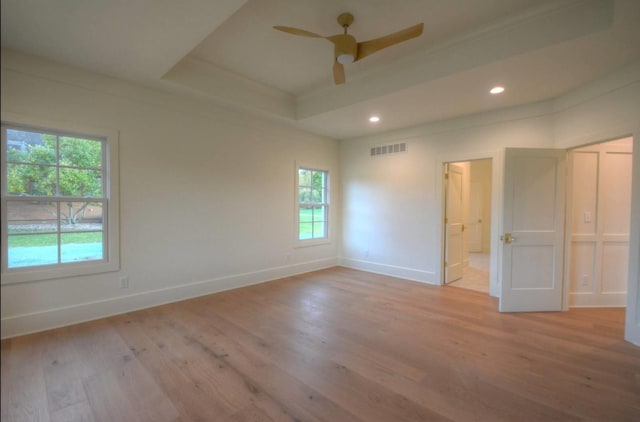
[339,257,437,285]
[1,257,338,339]
[569,292,627,308]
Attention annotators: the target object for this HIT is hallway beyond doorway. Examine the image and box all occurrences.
[449,253,489,293]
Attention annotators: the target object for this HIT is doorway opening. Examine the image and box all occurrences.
[443,158,492,293]
[566,136,633,308]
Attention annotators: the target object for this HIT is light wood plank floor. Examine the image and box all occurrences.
[2,267,640,421]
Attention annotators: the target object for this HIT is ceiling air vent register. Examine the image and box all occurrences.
[370,142,407,157]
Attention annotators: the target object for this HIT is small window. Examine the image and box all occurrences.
[297,167,328,241]
[2,120,119,283]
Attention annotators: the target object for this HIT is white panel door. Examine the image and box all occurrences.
[500,148,566,312]
[445,164,464,283]
[468,182,483,252]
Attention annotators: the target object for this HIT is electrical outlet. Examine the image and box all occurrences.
[584,211,592,223]
[120,276,129,289]
[580,274,589,287]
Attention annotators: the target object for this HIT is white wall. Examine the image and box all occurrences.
[340,60,640,344]
[340,103,555,293]
[0,49,340,338]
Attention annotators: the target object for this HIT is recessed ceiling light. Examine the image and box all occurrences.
[369,116,380,123]
[490,86,505,94]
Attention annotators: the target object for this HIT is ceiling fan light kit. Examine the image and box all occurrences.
[337,53,355,64]
[274,12,423,85]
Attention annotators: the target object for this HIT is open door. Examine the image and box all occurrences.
[500,148,566,312]
[445,163,464,283]
[468,182,483,252]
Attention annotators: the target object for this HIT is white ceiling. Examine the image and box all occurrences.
[2,0,639,140]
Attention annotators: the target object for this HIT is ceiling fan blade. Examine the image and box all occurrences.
[333,62,346,85]
[273,26,324,38]
[356,23,424,61]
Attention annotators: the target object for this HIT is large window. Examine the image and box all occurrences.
[297,167,328,241]
[1,119,119,283]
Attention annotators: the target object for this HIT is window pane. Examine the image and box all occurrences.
[7,163,56,196]
[312,171,325,190]
[313,206,325,221]
[61,232,103,263]
[60,136,102,168]
[299,207,312,223]
[298,169,311,186]
[299,223,313,240]
[313,221,326,238]
[59,168,102,197]
[312,188,324,203]
[299,187,311,203]
[8,234,59,268]
[5,129,56,164]
[7,201,57,234]
[60,202,103,232]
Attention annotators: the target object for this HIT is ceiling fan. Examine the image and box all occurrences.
[274,13,423,85]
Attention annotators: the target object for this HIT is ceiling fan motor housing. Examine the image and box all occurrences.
[333,34,357,63]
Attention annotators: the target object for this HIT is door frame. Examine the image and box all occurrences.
[437,151,502,297]
[627,134,640,346]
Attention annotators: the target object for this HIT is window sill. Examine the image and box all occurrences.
[294,238,331,248]
[1,260,119,285]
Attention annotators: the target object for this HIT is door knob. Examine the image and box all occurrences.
[503,233,517,244]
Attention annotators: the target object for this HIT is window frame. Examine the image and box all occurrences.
[1,112,120,284]
[295,163,330,246]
